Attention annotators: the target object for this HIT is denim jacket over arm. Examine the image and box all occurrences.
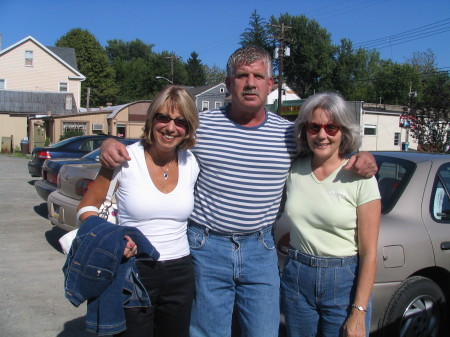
[63,216,160,336]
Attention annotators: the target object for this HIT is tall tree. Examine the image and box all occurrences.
[203,65,227,85]
[270,14,335,97]
[332,39,383,101]
[185,52,206,86]
[158,51,188,85]
[106,39,154,62]
[240,10,272,52]
[409,70,450,152]
[106,39,157,103]
[56,28,118,107]
[373,61,419,105]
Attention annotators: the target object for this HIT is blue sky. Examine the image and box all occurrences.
[1,0,449,71]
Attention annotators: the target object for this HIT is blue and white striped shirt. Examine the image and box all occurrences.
[190,107,297,233]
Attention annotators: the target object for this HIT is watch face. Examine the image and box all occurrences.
[352,304,366,312]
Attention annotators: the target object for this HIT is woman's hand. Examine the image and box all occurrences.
[123,235,138,259]
[343,310,366,337]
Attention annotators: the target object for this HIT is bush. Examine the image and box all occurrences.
[59,130,84,141]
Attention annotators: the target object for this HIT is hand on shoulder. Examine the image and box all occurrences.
[100,138,131,169]
[345,152,378,178]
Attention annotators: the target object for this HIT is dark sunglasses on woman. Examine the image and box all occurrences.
[154,113,189,129]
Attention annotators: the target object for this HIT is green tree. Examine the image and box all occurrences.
[409,71,450,152]
[106,39,157,103]
[156,51,188,86]
[203,65,227,85]
[270,14,336,97]
[185,52,206,86]
[240,10,272,52]
[373,61,419,105]
[332,39,383,102]
[56,28,118,107]
[106,38,154,62]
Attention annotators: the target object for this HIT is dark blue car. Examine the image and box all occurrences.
[28,135,122,177]
[34,138,139,200]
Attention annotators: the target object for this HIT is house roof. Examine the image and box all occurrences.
[46,46,79,71]
[0,36,85,80]
[185,83,226,97]
[0,90,78,115]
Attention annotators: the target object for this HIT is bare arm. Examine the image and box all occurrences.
[100,138,131,169]
[76,167,137,258]
[77,167,114,222]
[345,152,378,178]
[343,199,381,337]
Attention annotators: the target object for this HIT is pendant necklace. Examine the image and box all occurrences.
[161,166,169,180]
[149,150,175,180]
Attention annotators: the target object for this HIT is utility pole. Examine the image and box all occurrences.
[271,23,291,115]
[165,56,179,84]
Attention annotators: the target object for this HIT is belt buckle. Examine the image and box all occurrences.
[310,256,318,267]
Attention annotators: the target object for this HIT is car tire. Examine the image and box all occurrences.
[379,276,446,337]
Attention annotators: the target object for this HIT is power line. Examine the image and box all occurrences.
[353,18,450,50]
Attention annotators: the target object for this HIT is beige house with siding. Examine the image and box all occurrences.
[33,100,151,145]
[0,36,85,108]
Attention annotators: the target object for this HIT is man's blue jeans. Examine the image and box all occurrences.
[188,223,280,337]
[281,250,372,337]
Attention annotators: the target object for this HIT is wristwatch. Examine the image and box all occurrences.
[351,304,367,312]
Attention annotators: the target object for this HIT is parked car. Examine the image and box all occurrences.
[48,161,102,231]
[34,139,139,201]
[28,134,122,177]
[275,151,450,336]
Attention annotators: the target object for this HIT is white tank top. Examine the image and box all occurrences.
[115,142,199,260]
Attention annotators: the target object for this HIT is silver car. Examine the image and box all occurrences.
[275,151,450,336]
[47,161,102,231]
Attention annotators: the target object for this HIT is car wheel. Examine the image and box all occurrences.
[379,276,446,337]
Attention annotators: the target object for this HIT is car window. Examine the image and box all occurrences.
[80,139,104,152]
[48,137,75,148]
[431,163,450,222]
[82,148,101,160]
[375,155,416,213]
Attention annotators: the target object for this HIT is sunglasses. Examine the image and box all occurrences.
[306,123,341,136]
[154,113,189,129]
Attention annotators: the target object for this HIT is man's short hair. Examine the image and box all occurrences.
[226,46,273,78]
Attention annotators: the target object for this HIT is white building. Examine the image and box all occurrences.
[266,83,300,105]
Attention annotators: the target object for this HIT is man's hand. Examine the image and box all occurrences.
[100,138,131,169]
[345,151,378,178]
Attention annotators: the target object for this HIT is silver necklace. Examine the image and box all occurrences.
[149,151,175,180]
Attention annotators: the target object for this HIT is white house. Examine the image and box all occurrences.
[266,83,300,105]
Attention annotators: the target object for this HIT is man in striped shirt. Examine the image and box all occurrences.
[100,46,377,337]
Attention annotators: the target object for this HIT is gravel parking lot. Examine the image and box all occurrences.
[0,154,90,337]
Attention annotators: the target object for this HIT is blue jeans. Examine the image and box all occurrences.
[281,249,372,337]
[188,223,280,337]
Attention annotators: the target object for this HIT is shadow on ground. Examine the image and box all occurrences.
[34,202,48,219]
[45,226,68,254]
[56,316,91,337]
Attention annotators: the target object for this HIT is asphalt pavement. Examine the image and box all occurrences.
[0,154,91,337]
[0,154,287,337]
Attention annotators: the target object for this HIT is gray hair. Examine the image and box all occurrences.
[226,46,273,78]
[294,92,361,157]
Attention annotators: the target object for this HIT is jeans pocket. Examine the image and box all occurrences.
[187,226,206,249]
[333,263,358,307]
[259,230,276,250]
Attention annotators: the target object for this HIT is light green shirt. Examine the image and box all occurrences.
[285,156,380,257]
